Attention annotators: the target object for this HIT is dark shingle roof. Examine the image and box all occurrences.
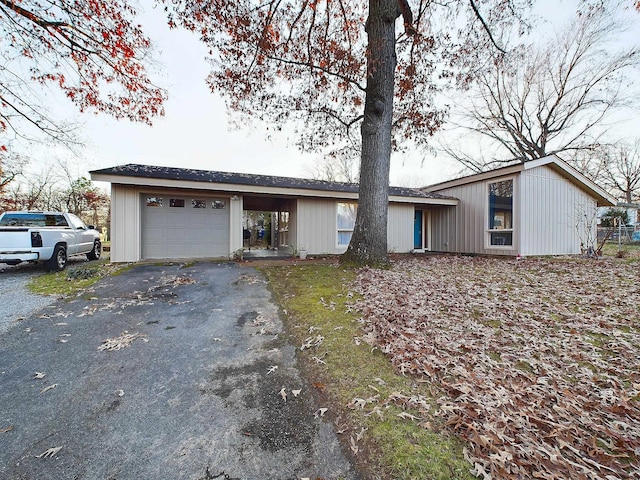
[90,164,454,200]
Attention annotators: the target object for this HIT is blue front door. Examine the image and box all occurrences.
[414,210,423,249]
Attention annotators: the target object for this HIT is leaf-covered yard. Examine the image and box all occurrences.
[352,256,639,479]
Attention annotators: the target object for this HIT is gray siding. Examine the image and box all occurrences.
[431,175,519,255]
[110,184,142,262]
[430,164,598,256]
[296,198,338,254]
[295,199,417,255]
[387,204,414,253]
[520,166,596,255]
[430,206,457,252]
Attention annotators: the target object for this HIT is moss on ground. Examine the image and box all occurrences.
[261,264,473,480]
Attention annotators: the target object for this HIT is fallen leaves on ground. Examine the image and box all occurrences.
[98,332,146,351]
[40,384,57,394]
[35,446,62,458]
[352,256,640,479]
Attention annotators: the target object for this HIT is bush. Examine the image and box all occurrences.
[66,266,100,281]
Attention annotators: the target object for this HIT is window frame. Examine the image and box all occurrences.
[336,202,357,248]
[146,197,164,207]
[486,177,516,249]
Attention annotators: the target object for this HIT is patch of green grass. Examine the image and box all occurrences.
[482,318,501,328]
[600,242,640,260]
[514,360,534,374]
[28,261,132,297]
[585,332,609,348]
[261,264,474,480]
[488,351,502,362]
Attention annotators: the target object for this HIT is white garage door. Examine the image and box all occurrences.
[142,194,230,259]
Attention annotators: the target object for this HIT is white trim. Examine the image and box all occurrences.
[336,201,357,249]
[485,176,517,250]
[411,210,433,253]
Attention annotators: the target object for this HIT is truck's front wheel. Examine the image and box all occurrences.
[46,245,67,272]
[87,240,101,261]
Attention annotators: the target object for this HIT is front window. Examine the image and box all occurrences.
[67,213,86,229]
[488,179,513,246]
[337,203,357,246]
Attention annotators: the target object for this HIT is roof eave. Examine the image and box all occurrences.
[91,172,457,205]
[424,155,616,206]
[531,157,617,206]
[424,163,524,192]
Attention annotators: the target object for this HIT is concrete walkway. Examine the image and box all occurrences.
[0,262,358,480]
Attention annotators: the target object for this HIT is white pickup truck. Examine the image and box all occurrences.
[0,211,102,271]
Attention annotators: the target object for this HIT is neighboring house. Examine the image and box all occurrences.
[424,155,616,256]
[90,156,615,262]
[89,164,457,262]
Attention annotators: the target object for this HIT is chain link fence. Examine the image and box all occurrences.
[598,226,640,243]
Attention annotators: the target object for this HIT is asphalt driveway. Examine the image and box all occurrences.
[0,262,358,480]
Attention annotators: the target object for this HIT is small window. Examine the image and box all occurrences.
[192,199,206,208]
[146,197,163,207]
[53,215,69,227]
[488,179,514,247]
[212,200,226,209]
[337,203,357,246]
[170,198,185,208]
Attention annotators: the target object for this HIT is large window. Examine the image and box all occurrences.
[337,203,357,246]
[488,179,513,246]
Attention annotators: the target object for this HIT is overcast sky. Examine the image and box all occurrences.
[18,0,640,188]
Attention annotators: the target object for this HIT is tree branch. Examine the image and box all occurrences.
[469,0,506,54]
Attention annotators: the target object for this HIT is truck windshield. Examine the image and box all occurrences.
[0,213,69,227]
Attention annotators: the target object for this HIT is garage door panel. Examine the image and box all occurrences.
[142,195,230,259]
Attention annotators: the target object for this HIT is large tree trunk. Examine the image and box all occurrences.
[343,0,399,267]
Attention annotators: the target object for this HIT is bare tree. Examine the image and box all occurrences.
[0,153,26,197]
[1,165,55,211]
[600,141,640,203]
[444,2,639,171]
[306,154,359,184]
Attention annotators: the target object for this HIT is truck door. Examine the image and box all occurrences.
[67,213,93,254]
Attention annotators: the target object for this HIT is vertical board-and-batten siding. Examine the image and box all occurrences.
[295,198,415,254]
[110,184,142,262]
[430,175,519,255]
[520,166,596,255]
[387,204,414,253]
[296,198,336,254]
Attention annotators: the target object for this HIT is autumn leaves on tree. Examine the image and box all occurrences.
[0,0,167,147]
[165,0,531,265]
